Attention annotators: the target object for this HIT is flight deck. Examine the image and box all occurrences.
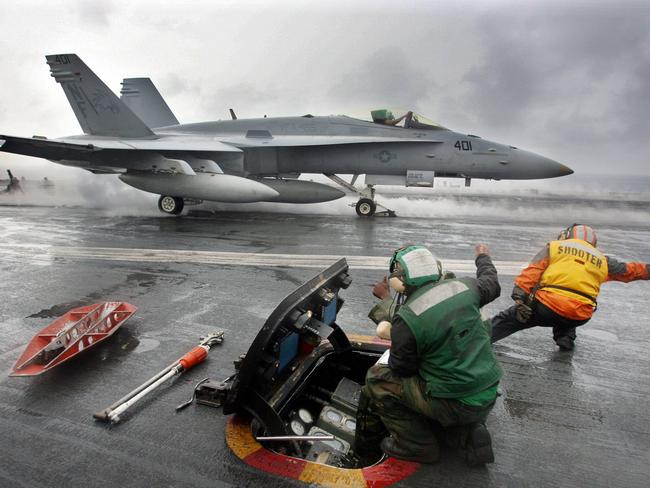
[0,202,649,487]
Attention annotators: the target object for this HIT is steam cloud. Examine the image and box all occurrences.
[2,163,648,226]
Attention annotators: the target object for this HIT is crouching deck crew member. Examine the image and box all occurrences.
[358,244,502,466]
[491,223,649,350]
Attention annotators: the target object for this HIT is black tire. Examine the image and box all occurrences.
[355,198,376,217]
[158,195,184,215]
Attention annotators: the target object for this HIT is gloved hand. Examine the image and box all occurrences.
[514,300,533,323]
[372,277,391,300]
[376,321,392,340]
[475,243,490,256]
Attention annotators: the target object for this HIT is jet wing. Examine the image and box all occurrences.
[0,134,243,175]
[55,136,242,153]
[0,134,241,158]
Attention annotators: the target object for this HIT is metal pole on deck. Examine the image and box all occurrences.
[93,332,224,424]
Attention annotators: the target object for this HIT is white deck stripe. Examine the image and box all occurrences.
[0,243,526,274]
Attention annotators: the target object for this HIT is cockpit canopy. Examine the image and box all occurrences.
[370,108,447,130]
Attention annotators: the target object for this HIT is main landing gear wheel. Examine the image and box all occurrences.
[355,198,376,217]
[158,195,184,215]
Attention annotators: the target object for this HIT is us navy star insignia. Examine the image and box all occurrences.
[374,150,395,163]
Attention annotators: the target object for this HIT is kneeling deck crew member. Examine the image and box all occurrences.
[359,244,502,465]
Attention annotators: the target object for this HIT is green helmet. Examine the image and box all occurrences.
[389,245,443,287]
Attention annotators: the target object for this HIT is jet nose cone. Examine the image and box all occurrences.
[515,149,574,179]
[543,158,574,178]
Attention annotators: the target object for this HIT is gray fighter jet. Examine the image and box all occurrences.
[0,54,572,216]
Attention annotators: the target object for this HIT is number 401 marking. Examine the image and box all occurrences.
[454,140,473,151]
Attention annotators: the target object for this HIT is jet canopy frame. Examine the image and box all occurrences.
[366,108,448,130]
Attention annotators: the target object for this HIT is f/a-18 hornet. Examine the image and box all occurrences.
[0,54,572,216]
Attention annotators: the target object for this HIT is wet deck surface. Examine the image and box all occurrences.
[1,204,649,487]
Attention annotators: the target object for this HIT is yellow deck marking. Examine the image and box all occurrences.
[299,462,367,487]
[225,420,261,459]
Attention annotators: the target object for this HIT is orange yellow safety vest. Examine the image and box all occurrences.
[539,239,608,306]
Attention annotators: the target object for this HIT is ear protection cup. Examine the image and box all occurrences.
[388,276,406,293]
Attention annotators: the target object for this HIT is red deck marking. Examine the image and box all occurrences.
[227,416,308,478]
[226,416,420,486]
[244,447,309,479]
[362,457,420,487]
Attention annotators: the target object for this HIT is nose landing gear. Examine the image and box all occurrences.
[355,198,376,217]
[323,174,396,218]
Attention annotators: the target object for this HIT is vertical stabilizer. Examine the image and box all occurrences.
[46,54,154,138]
[120,78,180,128]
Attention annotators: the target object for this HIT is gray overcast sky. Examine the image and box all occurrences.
[1,0,648,176]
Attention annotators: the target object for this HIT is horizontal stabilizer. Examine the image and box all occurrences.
[0,134,97,160]
[46,54,154,138]
[120,78,179,128]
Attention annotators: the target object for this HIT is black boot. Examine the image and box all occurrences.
[380,437,439,464]
[465,423,494,466]
[555,336,575,351]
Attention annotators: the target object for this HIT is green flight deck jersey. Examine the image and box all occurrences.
[396,277,503,399]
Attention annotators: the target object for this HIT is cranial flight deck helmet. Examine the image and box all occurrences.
[558,223,598,247]
[388,246,443,288]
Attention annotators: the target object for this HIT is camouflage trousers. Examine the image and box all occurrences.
[357,364,494,455]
